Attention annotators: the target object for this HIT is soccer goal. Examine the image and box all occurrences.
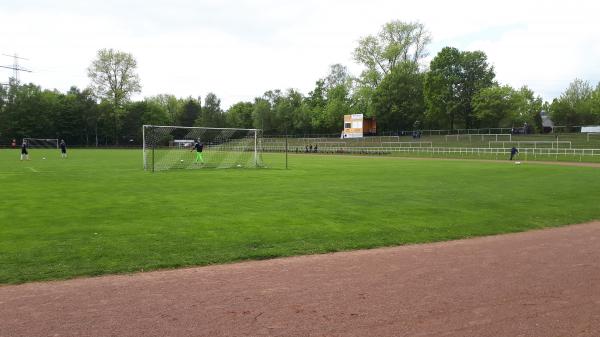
[23,138,59,149]
[142,125,263,171]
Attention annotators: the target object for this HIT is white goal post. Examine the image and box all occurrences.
[142,125,263,171]
[23,138,59,149]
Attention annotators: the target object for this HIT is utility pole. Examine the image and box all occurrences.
[1,53,32,84]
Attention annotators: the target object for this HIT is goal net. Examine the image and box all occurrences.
[142,125,263,171]
[23,138,59,149]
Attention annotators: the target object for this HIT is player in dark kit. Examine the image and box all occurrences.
[20,140,29,161]
[60,140,67,158]
[510,147,519,160]
[191,141,204,164]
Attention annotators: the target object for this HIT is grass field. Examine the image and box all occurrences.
[1,148,600,284]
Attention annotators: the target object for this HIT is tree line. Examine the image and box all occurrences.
[1,20,600,146]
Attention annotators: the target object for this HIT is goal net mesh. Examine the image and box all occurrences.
[23,138,59,149]
[143,125,263,171]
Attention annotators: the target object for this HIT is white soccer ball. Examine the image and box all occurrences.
[180,159,184,162]
[515,161,521,165]
[237,164,242,167]
[42,157,46,160]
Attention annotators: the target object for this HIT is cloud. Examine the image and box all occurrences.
[1,0,599,108]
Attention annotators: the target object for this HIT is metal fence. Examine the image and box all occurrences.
[262,144,600,159]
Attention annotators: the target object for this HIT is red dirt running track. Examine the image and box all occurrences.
[2,222,600,337]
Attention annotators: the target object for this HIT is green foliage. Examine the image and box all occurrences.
[145,94,183,124]
[226,101,254,128]
[196,93,225,127]
[473,85,518,127]
[425,47,495,130]
[121,100,169,143]
[87,49,141,144]
[178,98,201,127]
[354,20,431,87]
[372,62,425,131]
[550,79,600,126]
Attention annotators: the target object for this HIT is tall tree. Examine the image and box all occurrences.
[472,85,518,128]
[550,79,596,126]
[226,102,254,128]
[354,21,431,88]
[87,48,141,144]
[146,94,182,124]
[178,97,201,127]
[424,47,495,130]
[197,93,224,127]
[372,62,425,132]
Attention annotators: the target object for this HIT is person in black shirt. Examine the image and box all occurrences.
[510,147,519,160]
[20,140,29,161]
[59,140,67,158]
[191,141,204,164]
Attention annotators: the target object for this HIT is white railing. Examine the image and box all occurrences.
[261,145,600,158]
[446,134,512,142]
[381,142,433,148]
[489,141,572,149]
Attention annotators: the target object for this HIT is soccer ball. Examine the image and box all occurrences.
[180,159,184,162]
[515,161,521,165]
[42,157,46,160]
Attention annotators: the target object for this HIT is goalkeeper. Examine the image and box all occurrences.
[191,140,204,164]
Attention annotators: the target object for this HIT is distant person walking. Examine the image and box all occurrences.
[20,140,29,161]
[11,139,16,149]
[510,147,519,160]
[59,140,67,158]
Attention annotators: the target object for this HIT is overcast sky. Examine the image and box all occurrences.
[2,0,599,108]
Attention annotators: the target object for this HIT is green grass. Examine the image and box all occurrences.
[1,148,599,284]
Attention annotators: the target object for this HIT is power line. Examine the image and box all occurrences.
[1,53,32,84]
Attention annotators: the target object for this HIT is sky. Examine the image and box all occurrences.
[1,0,600,108]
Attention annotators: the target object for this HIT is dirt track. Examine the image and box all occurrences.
[2,222,600,337]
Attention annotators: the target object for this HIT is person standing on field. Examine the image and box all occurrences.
[11,139,16,149]
[20,140,29,161]
[510,147,519,160]
[59,140,67,158]
[191,140,204,164]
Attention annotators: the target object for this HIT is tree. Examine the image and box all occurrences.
[324,64,352,90]
[252,98,274,132]
[196,93,224,127]
[372,62,425,132]
[550,79,596,126]
[272,89,304,134]
[354,21,431,88]
[513,86,544,132]
[424,47,495,130]
[87,48,141,144]
[121,100,169,143]
[473,85,517,128]
[591,83,600,123]
[226,102,254,128]
[146,94,182,124]
[178,97,201,127]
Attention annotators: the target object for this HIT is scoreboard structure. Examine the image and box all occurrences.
[341,114,376,138]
